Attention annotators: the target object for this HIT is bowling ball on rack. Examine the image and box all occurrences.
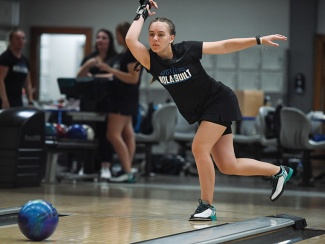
[54,123,68,138]
[82,124,95,140]
[17,199,59,241]
[45,123,57,138]
[66,124,87,140]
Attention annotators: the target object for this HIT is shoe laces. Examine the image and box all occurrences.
[269,166,285,186]
[194,199,211,213]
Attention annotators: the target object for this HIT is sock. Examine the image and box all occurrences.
[201,200,211,206]
[274,167,282,177]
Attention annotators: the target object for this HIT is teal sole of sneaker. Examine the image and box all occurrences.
[210,215,217,221]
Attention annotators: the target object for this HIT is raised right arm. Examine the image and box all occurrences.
[125,18,150,70]
[125,0,158,71]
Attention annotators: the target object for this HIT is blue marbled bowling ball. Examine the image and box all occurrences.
[18,199,59,241]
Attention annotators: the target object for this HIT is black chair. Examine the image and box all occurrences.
[135,103,178,176]
[255,106,283,162]
[280,107,325,186]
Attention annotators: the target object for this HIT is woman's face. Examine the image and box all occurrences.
[148,21,174,53]
[96,31,110,51]
[116,30,124,46]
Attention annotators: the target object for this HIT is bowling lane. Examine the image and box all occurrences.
[0,174,324,243]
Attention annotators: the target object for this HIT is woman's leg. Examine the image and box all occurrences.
[192,121,226,205]
[98,116,114,179]
[122,118,136,163]
[211,134,280,176]
[107,113,132,173]
[190,121,292,221]
[211,133,293,202]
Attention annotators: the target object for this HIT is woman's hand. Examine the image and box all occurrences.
[261,34,287,47]
[147,0,158,16]
[97,61,112,72]
[85,57,99,67]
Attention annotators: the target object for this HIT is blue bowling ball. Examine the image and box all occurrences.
[66,124,87,140]
[313,133,325,142]
[18,199,59,241]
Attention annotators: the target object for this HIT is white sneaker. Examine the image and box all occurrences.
[189,199,217,221]
[100,168,112,180]
[78,167,84,176]
[270,166,293,202]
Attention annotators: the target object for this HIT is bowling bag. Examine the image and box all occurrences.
[154,155,186,175]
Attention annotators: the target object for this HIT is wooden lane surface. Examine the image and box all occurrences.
[0,195,224,243]
[0,179,324,243]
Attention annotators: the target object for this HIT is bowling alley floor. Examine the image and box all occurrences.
[0,170,324,243]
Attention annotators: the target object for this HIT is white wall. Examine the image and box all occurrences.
[39,34,85,101]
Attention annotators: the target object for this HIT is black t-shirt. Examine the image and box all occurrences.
[111,49,141,103]
[0,49,29,97]
[79,52,117,110]
[148,41,241,124]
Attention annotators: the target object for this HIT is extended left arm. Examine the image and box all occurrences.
[203,34,287,55]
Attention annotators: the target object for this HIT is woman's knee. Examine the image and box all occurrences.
[192,147,215,169]
[191,142,206,160]
[107,131,118,144]
[218,165,234,175]
[216,158,238,175]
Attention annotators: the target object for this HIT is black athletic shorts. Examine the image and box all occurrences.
[219,122,232,135]
[198,120,232,136]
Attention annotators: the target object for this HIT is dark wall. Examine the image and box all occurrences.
[288,0,318,112]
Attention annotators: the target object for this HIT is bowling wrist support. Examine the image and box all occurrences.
[134,0,150,21]
[255,35,263,45]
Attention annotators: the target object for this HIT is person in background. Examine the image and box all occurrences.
[97,22,142,183]
[126,0,293,220]
[77,28,118,180]
[0,28,34,109]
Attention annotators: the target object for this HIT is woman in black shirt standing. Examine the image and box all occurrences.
[77,29,118,180]
[97,22,141,183]
[0,28,34,109]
